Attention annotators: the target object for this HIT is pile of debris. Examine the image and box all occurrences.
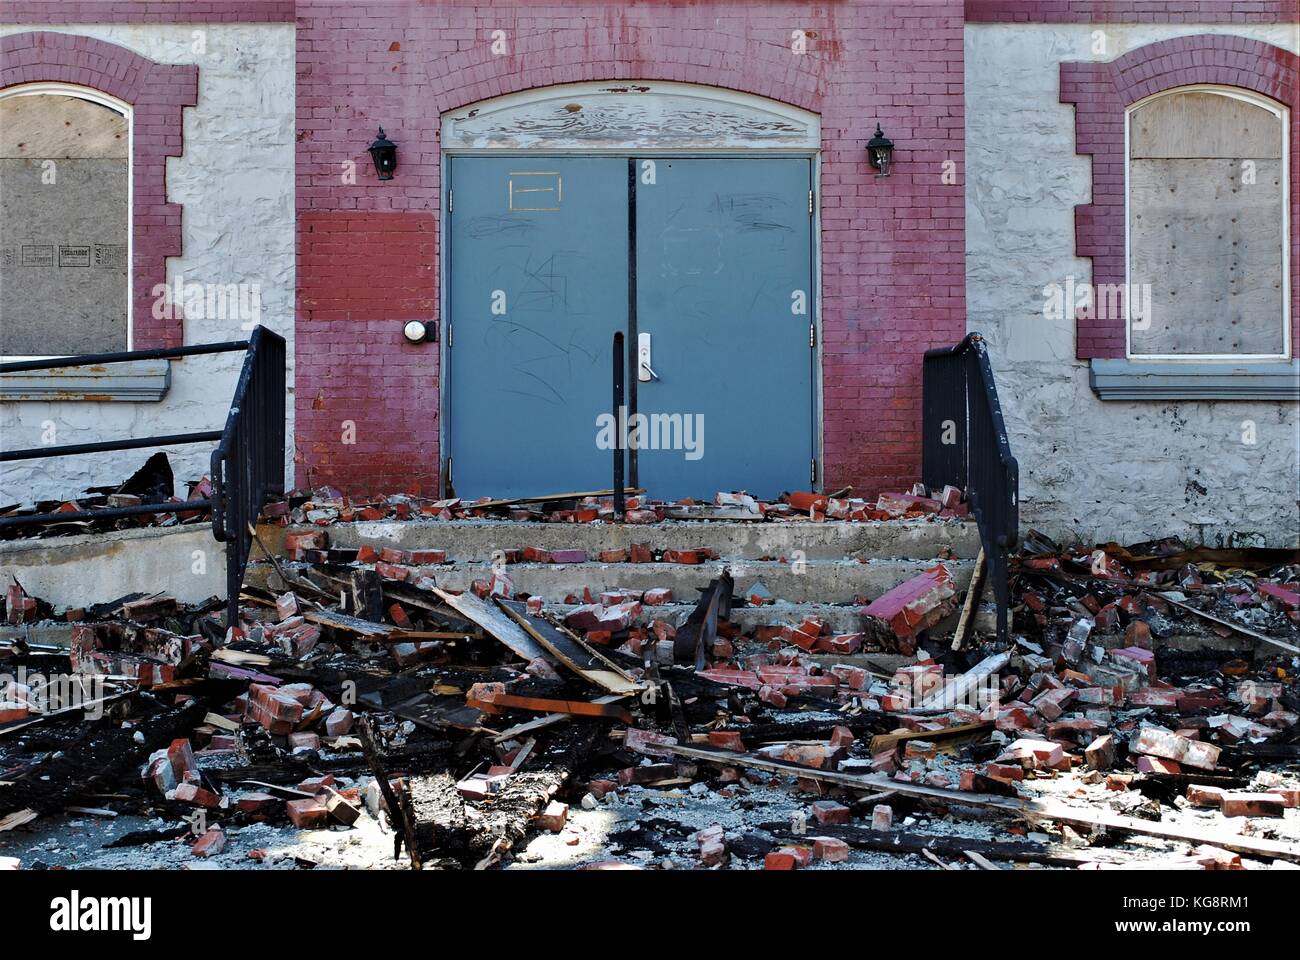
[2,503,1298,870]
[0,454,213,540]
[264,481,971,527]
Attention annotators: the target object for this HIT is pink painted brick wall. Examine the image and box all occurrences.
[1,1,295,23]
[295,0,967,497]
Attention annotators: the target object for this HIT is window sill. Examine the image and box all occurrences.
[1089,359,1300,401]
[0,359,170,401]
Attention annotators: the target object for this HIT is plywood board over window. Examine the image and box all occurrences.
[1127,88,1287,359]
[0,93,129,356]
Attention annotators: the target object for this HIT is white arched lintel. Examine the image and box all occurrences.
[441,81,820,154]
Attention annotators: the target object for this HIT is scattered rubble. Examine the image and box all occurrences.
[2,487,1298,870]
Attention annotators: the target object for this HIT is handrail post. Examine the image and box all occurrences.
[922,332,1019,646]
[612,331,625,520]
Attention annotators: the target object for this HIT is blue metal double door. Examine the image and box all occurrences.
[447,156,814,500]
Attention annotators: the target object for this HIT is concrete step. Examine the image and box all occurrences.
[546,600,996,639]
[261,517,980,562]
[386,557,975,606]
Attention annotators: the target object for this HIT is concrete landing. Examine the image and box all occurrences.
[261,517,981,562]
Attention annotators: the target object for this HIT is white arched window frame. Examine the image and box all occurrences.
[1124,84,1291,361]
[0,82,133,360]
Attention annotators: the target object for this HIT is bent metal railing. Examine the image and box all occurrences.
[0,325,286,634]
[922,333,1019,643]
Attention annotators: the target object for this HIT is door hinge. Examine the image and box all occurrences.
[810,458,817,485]
[448,189,453,213]
[808,189,814,215]
[447,321,453,348]
[446,457,453,487]
[809,322,816,348]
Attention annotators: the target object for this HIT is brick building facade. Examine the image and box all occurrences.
[1,0,1296,546]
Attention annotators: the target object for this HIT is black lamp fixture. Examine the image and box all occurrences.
[866,123,894,177]
[368,126,397,181]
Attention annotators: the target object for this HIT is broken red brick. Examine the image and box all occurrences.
[191,827,226,858]
[1186,784,1227,807]
[286,797,332,828]
[861,564,956,639]
[764,849,798,870]
[985,762,1025,782]
[877,492,942,516]
[1220,792,1286,818]
[549,549,588,564]
[829,725,855,749]
[996,738,1064,770]
[705,730,745,752]
[408,549,447,565]
[812,836,850,863]
[1132,727,1220,771]
[535,801,569,832]
[624,727,678,757]
[618,763,676,785]
[662,549,704,565]
[1135,755,1181,775]
[1258,581,1300,609]
[173,782,222,809]
[1084,733,1115,770]
[810,800,850,825]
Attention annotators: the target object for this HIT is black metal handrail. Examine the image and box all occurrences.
[922,333,1019,642]
[0,326,286,633]
[210,325,286,633]
[612,330,626,518]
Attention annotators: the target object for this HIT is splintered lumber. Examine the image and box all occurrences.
[869,720,992,756]
[758,825,1128,867]
[915,651,1009,710]
[490,713,571,743]
[921,848,958,869]
[356,716,421,869]
[0,809,38,832]
[210,647,274,668]
[468,690,633,723]
[964,850,1002,870]
[1156,592,1300,655]
[390,693,486,733]
[664,743,1300,863]
[350,569,385,623]
[951,547,986,651]
[304,608,397,639]
[433,587,553,663]
[674,571,733,669]
[496,598,641,696]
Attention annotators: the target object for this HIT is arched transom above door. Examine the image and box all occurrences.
[441,81,821,153]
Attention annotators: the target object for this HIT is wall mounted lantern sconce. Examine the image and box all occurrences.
[866,123,894,177]
[368,127,397,180]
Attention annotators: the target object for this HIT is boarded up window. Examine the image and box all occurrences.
[0,93,129,355]
[1128,90,1287,357]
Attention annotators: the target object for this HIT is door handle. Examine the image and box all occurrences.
[638,332,658,381]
